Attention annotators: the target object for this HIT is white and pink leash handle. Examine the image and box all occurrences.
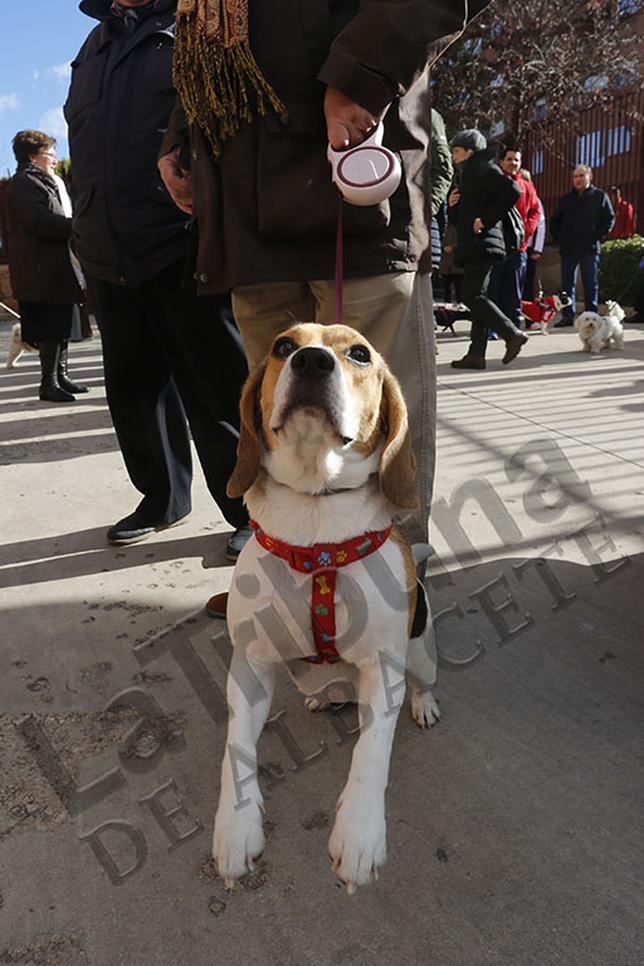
[328,123,402,323]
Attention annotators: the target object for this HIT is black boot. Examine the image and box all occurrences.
[39,343,75,402]
[58,340,89,393]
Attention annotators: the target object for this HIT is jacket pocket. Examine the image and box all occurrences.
[65,55,107,121]
[256,105,391,241]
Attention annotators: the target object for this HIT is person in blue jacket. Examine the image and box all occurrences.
[65,0,251,556]
[549,165,615,327]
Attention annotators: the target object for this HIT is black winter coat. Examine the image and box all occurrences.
[450,149,521,266]
[549,186,615,255]
[64,0,189,285]
[7,163,83,305]
[162,0,492,295]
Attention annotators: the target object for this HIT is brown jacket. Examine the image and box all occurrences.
[7,164,83,305]
[163,0,491,295]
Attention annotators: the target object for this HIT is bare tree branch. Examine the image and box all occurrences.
[432,0,643,143]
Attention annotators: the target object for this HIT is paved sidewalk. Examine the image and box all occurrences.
[1,316,643,966]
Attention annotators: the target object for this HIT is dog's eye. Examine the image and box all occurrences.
[346,344,371,365]
[273,337,298,359]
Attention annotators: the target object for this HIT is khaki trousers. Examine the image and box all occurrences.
[232,272,436,546]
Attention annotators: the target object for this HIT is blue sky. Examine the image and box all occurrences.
[0,3,94,177]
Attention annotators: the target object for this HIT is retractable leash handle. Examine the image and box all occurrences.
[327,122,402,207]
[329,123,402,324]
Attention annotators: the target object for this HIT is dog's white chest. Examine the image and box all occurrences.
[227,534,412,666]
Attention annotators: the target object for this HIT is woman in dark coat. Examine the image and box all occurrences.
[448,130,528,369]
[7,130,86,401]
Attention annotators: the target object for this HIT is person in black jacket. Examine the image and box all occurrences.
[64,0,250,554]
[7,130,86,402]
[447,130,527,370]
[549,165,615,327]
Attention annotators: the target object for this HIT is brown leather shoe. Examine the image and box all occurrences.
[205,591,228,619]
[451,355,486,370]
[502,333,528,365]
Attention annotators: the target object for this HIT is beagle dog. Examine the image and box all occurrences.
[214,323,439,894]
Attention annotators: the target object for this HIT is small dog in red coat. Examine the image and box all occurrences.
[520,293,572,335]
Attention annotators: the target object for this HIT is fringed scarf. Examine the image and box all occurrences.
[173,0,286,158]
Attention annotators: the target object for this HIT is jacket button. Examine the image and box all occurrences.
[199,273,210,284]
[192,149,199,161]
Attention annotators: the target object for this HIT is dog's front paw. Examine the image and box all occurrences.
[213,796,264,889]
[411,688,440,729]
[328,792,386,894]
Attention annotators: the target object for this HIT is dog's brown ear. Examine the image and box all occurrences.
[378,369,419,510]
[226,362,266,498]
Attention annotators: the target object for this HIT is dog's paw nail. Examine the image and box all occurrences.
[347,881,357,896]
[224,877,237,889]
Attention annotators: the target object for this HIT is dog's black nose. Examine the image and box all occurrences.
[291,346,335,378]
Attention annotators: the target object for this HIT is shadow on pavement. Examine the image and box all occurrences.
[1,551,642,965]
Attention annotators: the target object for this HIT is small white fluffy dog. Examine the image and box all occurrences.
[214,322,439,894]
[5,322,37,368]
[575,301,625,354]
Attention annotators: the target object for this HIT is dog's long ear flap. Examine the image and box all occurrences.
[226,363,266,498]
[378,369,419,510]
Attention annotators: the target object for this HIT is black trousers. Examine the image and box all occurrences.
[461,259,519,358]
[522,253,540,303]
[87,259,249,529]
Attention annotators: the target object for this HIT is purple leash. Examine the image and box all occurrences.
[335,197,344,325]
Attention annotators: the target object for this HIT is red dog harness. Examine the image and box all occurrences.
[250,520,393,664]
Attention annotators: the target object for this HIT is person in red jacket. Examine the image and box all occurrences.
[488,146,542,327]
[606,186,634,240]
